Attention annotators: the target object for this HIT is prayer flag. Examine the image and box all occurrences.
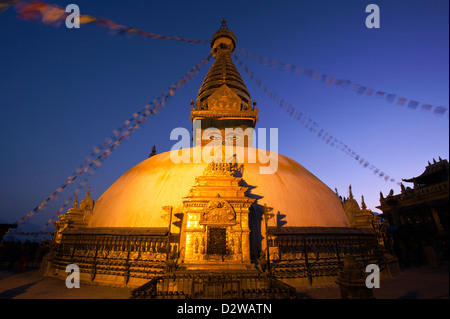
[396,97,407,106]
[386,94,396,103]
[407,100,419,109]
[303,69,313,77]
[421,103,432,111]
[357,86,367,94]
[433,106,447,115]
[375,91,385,99]
[312,71,321,81]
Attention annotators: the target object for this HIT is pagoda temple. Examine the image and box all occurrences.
[378,158,449,266]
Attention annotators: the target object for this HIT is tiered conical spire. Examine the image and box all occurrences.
[191,20,256,121]
[196,20,250,107]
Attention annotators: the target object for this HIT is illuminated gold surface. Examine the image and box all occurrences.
[181,162,254,269]
[53,188,93,243]
[88,147,349,229]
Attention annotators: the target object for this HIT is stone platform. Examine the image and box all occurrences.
[0,263,448,299]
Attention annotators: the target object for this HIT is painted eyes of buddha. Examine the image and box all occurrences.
[208,133,240,141]
[209,133,221,140]
[226,134,239,142]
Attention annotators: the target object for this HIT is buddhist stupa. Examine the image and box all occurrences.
[46,21,381,298]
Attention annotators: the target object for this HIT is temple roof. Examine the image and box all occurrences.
[403,157,449,187]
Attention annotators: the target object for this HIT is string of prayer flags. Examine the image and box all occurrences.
[14,0,209,44]
[235,48,448,117]
[0,0,18,14]
[233,54,400,186]
[14,55,212,229]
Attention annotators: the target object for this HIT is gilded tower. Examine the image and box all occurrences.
[191,20,258,147]
[181,21,258,270]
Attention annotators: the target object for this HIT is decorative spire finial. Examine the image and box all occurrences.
[149,145,157,158]
[220,19,228,30]
[361,195,367,209]
[348,185,353,199]
[210,19,237,54]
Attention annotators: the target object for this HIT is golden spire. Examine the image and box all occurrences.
[79,185,94,211]
[361,195,367,210]
[191,21,257,123]
[148,145,157,158]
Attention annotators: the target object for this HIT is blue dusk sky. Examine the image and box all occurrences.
[0,0,448,233]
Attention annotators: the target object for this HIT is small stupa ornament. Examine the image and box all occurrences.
[148,145,157,158]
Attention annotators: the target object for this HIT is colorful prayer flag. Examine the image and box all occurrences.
[433,106,447,115]
[396,97,407,106]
